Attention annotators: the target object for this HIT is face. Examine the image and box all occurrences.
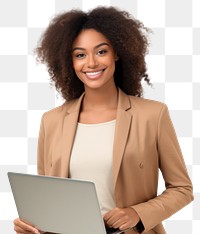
[72,29,117,91]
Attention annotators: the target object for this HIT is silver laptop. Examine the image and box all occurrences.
[8,172,127,234]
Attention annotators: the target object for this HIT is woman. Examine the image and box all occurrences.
[14,6,193,234]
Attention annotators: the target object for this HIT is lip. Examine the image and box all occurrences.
[83,69,106,79]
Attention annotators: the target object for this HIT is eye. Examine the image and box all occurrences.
[74,53,86,59]
[97,49,107,56]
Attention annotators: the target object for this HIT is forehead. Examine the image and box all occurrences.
[72,29,111,48]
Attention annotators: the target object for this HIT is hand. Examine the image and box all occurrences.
[13,218,42,234]
[103,207,140,231]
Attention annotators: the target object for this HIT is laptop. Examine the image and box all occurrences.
[8,172,129,234]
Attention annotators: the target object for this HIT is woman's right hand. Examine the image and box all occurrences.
[13,218,41,234]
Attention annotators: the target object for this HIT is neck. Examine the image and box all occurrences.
[83,86,118,111]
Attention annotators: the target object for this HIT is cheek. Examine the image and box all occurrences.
[72,60,78,71]
[108,60,116,72]
[72,63,84,81]
[72,60,83,74]
[73,69,82,81]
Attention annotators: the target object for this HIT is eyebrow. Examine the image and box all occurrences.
[72,42,110,52]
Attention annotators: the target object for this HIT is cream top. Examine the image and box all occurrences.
[70,120,116,215]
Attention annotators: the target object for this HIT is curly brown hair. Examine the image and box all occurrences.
[36,6,151,101]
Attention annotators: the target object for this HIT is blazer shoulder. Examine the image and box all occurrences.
[41,99,77,124]
[128,95,168,117]
[129,95,167,108]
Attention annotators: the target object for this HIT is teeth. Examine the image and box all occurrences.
[86,70,103,76]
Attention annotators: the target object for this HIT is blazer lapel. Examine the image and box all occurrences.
[60,94,84,177]
[59,89,133,185]
[113,89,132,188]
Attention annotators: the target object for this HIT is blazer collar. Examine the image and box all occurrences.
[60,93,84,177]
[64,88,131,114]
[60,89,133,189]
[112,89,132,187]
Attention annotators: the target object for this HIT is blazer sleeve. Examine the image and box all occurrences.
[131,104,193,233]
[37,115,57,234]
[37,114,45,176]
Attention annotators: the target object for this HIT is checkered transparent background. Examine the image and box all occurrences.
[0,0,199,233]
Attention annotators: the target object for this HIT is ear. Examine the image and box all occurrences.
[113,49,119,61]
[115,55,119,61]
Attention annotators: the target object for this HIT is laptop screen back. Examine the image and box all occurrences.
[8,172,107,234]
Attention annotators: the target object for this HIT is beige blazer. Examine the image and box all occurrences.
[37,89,193,234]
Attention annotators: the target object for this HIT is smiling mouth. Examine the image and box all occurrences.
[84,69,106,79]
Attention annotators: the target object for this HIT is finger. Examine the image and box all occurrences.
[105,210,135,230]
[111,216,130,229]
[103,208,121,222]
[15,227,40,234]
[14,219,40,234]
[118,218,134,230]
[104,209,125,226]
[103,210,113,221]
[15,231,34,234]
[15,229,35,234]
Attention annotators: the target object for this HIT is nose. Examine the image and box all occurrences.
[87,54,98,68]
